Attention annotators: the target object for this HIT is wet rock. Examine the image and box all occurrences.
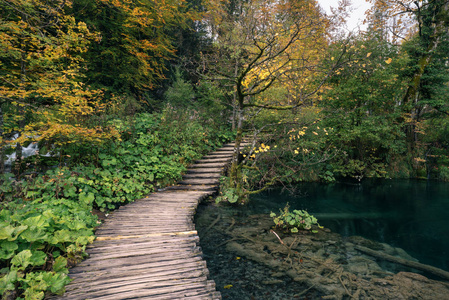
[394,247,419,262]
[345,256,382,275]
[196,203,449,300]
[348,235,384,250]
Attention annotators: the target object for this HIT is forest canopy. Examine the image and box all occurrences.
[1,0,449,297]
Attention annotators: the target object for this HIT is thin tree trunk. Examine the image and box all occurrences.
[402,2,449,148]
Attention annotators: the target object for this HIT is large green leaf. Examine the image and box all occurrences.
[52,256,68,273]
[11,250,32,270]
[50,230,73,244]
[0,270,18,292]
[30,251,47,266]
[49,273,71,294]
[79,192,95,205]
[0,240,19,260]
[20,227,48,242]
[22,215,47,228]
[0,225,15,240]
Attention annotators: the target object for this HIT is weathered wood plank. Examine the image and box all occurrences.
[189,162,228,168]
[63,277,210,298]
[179,178,220,185]
[167,185,218,191]
[56,144,235,300]
[69,258,207,278]
[195,158,231,163]
[66,269,209,293]
[182,173,222,179]
[94,226,195,235]
[87,234,199,248]
[67,262,209,287]
[86,239,198,254]
[86,243,201,260]
[185,167,225,174]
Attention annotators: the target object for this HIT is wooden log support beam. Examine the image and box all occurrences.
[56,144,238,300]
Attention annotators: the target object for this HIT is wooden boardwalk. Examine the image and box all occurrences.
[55,144,238,300]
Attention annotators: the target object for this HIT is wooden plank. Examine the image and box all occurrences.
[56,145,232,300]
[167,185,218,191]
[67,262,209,287]
[182,173,222,179]
[86,243,201,260]
[69,257,206,277]
[63,276,210,298]
[201,155,233,159]
[185,168,224,174]
[87,238,198,253]
[195,158,230,163]
[95,226,195,235]
[179,178,220,185]
[189,162,228,168]
[94,230,197,241]
[87,235,199,249]
[66,269,209,293]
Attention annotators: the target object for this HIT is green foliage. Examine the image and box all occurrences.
[0,109,234,299]
[215,177,240,204]
[241,107,339,188]
[0,199,94,298]
[270,204,322,233]
[318,31,411,180]
[164,69,195,109]
[319,170,336,183]
[69,0,197,95]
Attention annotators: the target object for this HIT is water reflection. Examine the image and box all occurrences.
[249,179,449,271]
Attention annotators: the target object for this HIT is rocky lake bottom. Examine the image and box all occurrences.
[195,201,449,300]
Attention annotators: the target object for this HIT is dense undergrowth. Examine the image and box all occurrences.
[0,108,234,299]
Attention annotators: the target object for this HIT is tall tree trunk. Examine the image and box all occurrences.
[402,1,449,148]
[229,96,245,200]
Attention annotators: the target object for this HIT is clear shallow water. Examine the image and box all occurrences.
[249,179,449,271]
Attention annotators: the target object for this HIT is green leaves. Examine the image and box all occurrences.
[53,256,68,273]
[0,109,233,299]
[0,241,18,260]
[270,204,321,233]
[11,250,33,270]
[215,177,241,204]
[0,225,27,241]
[0,270,18,292]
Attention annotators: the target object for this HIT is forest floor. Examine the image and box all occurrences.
[195,201,449,300]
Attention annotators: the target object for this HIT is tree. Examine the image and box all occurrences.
[0,0,119,175]
[321,0,449,179]
[319,31,409,179]
[367,0,449,146]
[202,0,337,201]
[70,0,197,100]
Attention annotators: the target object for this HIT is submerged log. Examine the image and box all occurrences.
[354,245,449,281]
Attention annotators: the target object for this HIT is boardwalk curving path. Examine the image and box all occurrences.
[56,143,240,300]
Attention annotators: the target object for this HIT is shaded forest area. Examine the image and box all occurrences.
[1,0,448,298]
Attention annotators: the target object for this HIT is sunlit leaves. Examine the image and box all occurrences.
[204,0,329,107]
[75,0,195,93]
[0,0,120,148]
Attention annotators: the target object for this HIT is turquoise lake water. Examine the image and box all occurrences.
[249,179,449,271]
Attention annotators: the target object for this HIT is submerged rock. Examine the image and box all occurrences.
[195,203,449,299]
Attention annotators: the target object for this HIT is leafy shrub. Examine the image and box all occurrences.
[270,203,322,233]
[0,197,96,298]
[215,177,239,204]
[0,109,234,299]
